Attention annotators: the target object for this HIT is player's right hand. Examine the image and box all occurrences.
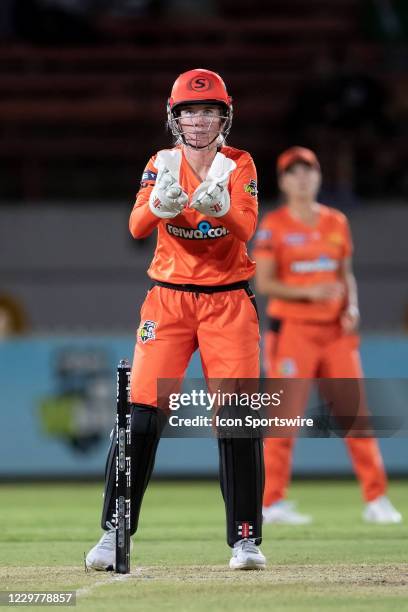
[148,168,188,219]
[305,281,345,302]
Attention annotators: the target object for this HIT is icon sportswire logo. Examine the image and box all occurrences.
[166,221,230,240]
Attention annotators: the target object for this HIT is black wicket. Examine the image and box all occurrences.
[115,359,132,574]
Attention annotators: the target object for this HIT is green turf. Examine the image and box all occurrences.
[0,481,407,611]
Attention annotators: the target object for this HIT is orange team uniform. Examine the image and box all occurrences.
[129,145,260,408]
[253,203,387,505]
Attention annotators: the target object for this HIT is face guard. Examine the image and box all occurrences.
[167,69,233,150]
[167,103,233,150]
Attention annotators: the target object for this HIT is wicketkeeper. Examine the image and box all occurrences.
[86,68,266,571]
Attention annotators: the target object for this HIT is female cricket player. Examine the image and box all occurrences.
[253,146,401,525]
[86,69,266,570]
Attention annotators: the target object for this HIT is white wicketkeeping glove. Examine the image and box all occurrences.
[190,153,236,218]
[190,177,230,218]
[149,167,188,219]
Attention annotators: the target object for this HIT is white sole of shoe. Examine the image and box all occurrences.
[85,560,115,572]
[229,559,266,570]
[363,516,402,524]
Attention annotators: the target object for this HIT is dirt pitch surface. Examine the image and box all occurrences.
[2,563,408,596]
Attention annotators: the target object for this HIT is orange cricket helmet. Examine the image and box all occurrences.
[169,68,232,110]
[167,68,233,149]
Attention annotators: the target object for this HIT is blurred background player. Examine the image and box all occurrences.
[86,68,266,571]
[253,146,402,525]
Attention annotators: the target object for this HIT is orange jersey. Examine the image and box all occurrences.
[129,145,258,285]
[252,204,353,322]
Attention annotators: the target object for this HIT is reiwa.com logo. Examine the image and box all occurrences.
[291,255,339,274]
[167,221,229,240]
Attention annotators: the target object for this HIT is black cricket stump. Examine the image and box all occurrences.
[115,359,132,574]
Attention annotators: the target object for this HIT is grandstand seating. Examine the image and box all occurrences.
[0,1,405,200]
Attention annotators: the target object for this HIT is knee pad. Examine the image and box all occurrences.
[101,404,167,534]
[131,403,168,437]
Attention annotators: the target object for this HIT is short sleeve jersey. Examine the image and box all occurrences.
[130,145,258,285]
[252,204,353,322]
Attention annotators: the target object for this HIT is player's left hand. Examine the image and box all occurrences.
[341,305,360,333]
[190,179,230,217]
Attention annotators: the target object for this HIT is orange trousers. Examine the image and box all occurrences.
[263,319,387,505]
[130,283,260,407]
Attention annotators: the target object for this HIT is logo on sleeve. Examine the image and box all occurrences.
[327,232,344,246]
[138,320,156,344]
[140,170,157,188]
[244,179,258,197]
[142,170,157,182]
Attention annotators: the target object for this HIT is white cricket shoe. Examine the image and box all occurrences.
[85,524,133,571]
[263,500,312,525]
[229,538,266,570]
[363,496,402,524]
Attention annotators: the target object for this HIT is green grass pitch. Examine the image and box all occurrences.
[0,480,407,611]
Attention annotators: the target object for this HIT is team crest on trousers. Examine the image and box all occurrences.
[138,320,157,344]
